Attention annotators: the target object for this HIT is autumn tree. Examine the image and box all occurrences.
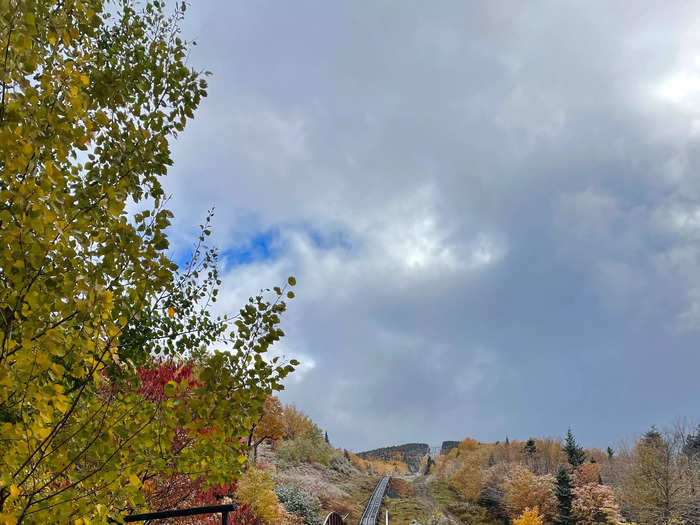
[514,507,544,525]
[573,462,602,487]
[282,405,314,440]
[450,455,482,502]
[235,467,286,525]
[571,484,623,525]
[248,396,286,462]
[504,466,558,523]
[537,439,568,475]
[0,1,297,522]
[621,426,699,525]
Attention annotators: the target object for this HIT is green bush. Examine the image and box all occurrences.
[330,453,354,475]
[277,425,333,466]
[274,485,321,525]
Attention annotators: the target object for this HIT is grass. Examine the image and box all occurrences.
[383,496,428,525]
[427,480,505,525]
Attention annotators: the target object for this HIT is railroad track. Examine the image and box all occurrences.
[358,475,390,525]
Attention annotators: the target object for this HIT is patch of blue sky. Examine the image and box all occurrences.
[218,224,354,268]
[305,225,353,252]
[222,229,281,267]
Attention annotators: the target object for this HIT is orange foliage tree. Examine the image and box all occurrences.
[282,405,314,440]
[573,462,602,486]
[503,466,557,523]
[248,396,286,461]
[450,455,482,502]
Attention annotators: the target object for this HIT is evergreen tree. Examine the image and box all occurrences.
[324,430,330,444]
[506,436,510,445]
[523,438,537,457]
[523,438,538,471]
[555,465,575,525]
[643,425,663,445]
[606,446,614,459]
[564,428,586,468]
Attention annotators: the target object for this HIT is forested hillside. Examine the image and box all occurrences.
[358,444,429,473]
[382,425,700,525]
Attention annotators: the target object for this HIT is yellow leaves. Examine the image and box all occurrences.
[0,513,18,525]
[80,75,89,86]
[163,381,177,397]
[237,455,247,464]
[48,34,57,46]
[129,474,141,488]
[167,307,175,318]
[53,394,70,413]
[235,467,285,524]
[8,485,20,502]
[106,323,121,338]
[35,351,51,369]
[107,199,124,216]
[513,507,543,525]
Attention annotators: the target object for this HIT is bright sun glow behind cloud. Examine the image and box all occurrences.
[655,67,700,104]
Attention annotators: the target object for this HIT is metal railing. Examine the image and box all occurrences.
[358,476,390,525]
[110,503,237,524]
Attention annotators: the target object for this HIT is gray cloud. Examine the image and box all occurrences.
[163,1,700,450]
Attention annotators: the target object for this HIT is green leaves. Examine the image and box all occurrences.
[0,0,230,522]
[0,1,299,522]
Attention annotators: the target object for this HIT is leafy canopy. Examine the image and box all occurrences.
[0,1,297,523]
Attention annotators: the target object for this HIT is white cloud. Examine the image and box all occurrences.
[160,1,700,449]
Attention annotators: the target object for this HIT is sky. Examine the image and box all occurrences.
[163,1,700,452]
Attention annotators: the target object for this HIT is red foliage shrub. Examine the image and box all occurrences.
[136,359,202,401]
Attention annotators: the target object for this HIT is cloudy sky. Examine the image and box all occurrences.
[164,1,700,451]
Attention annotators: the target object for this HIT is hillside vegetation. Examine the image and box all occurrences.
[382,425,700,525]
[357,443,429,473]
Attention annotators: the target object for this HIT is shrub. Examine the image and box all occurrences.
[513,507,543,525]
[277,425,333,466]
[330,453,354,475]
[275,485,321,525]
[235,467,285,525]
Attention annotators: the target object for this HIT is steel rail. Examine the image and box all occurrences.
[358,475,390,525]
